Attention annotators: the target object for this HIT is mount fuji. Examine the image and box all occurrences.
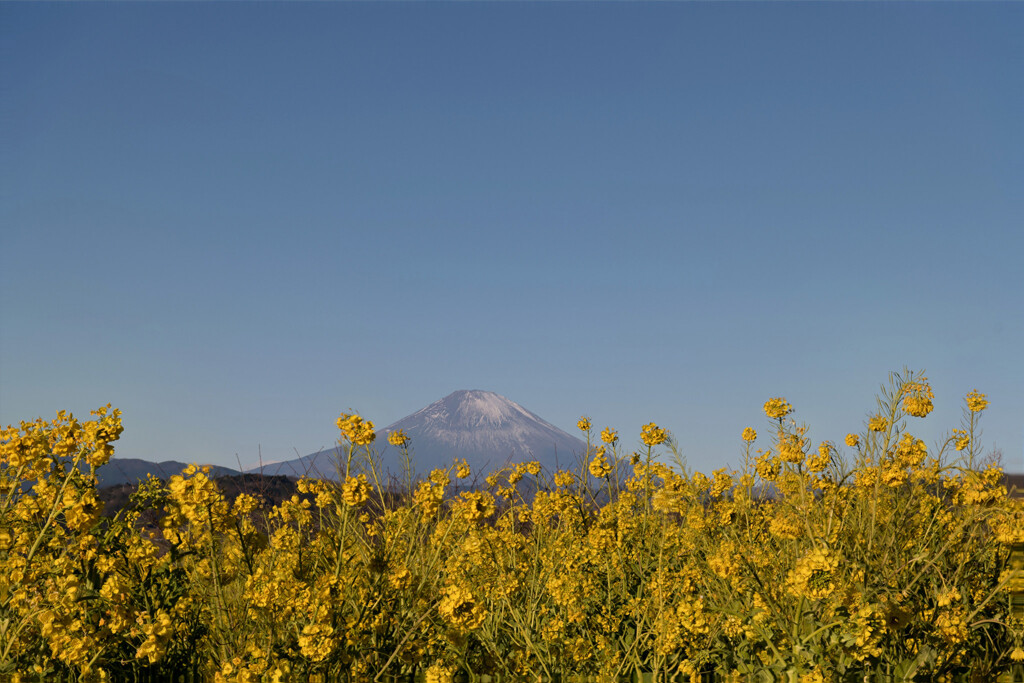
[253,390,587,481]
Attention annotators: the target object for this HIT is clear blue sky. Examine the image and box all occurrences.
[2,2,1022,474]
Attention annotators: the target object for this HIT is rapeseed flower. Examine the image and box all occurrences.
[457,491,496,522]
[554,470,575,488]
[778,433,806,464]
[298,623,335,662]
[965,389,988,412]
[641,422,667,446]
[806,442,832,473]
[589,447,612,478]
[387,429,409,447]
[755,452,780,481]
[341,474,370,507]
[901,379,935,417]
[710,468,733,498]
[337,412,376,445]
[763,397,793,419]
[787,547,838,600]
[438,584,486,631]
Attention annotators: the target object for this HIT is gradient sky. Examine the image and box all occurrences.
[2,2,1022,475]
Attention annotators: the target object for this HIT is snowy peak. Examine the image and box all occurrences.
[382,390,581,468]
[255,390,586,480]
[395,390,555,432]
[451,390,527,426]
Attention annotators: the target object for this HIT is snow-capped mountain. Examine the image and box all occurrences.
[252,390,587,481]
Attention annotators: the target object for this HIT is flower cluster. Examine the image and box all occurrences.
[387,429,410,447]
[588,447,612,479]
[640,422,667,447]
[336,412,376,445]
[902,378,935,417]
[966,389,989,413]
[763,397,793,419]
[2,375,1017,681]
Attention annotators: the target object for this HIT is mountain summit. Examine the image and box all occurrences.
[381,390,585,474]
[254,390,586,480]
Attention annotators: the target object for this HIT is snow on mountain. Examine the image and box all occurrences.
[253,390,587,481]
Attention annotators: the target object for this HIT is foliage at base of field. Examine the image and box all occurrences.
[2,370,1024,682]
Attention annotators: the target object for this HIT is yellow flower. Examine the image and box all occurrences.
[690,471,711,494]
[589,447,612,478]
[554,470,575,488]
[763,398,793,419]
[341,474,371,507]
[845,433,860,447]
[769,510,802,540]
[787,547,838,600]
[429,468,450,486]
[425,664,455,683]
[965,389,988,413]
[894,433,927,468]
[777,433,805,464]
[577,417,592,432]
[799,670,825,683]
[336,413,376,445]
[232,493,259,517]
[438,584,486,631]
[384,566,410,592]
[741,427,757,442]
[902,395,932,418]
[936,587,961,607]
[710,468,733,498]
[455,459,471,479]
[868,415,888,432]
[387,429,409,447]
[458,491,496,522]
[755,452,780,481]
[806,442,832,473]
[413,481,444,516]
[600,427,618,444]
[298,622,335,662]
[901,379,935,417]
[641,422,667,447]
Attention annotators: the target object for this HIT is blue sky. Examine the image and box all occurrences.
[2,2,1022,474]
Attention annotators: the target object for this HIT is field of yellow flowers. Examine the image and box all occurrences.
[2,370,1023,682]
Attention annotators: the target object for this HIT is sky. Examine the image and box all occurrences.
[2,2,1022,475]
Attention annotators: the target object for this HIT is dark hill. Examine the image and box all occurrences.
[95,458,238,488]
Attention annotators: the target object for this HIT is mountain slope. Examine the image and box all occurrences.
[254,390,586,481]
